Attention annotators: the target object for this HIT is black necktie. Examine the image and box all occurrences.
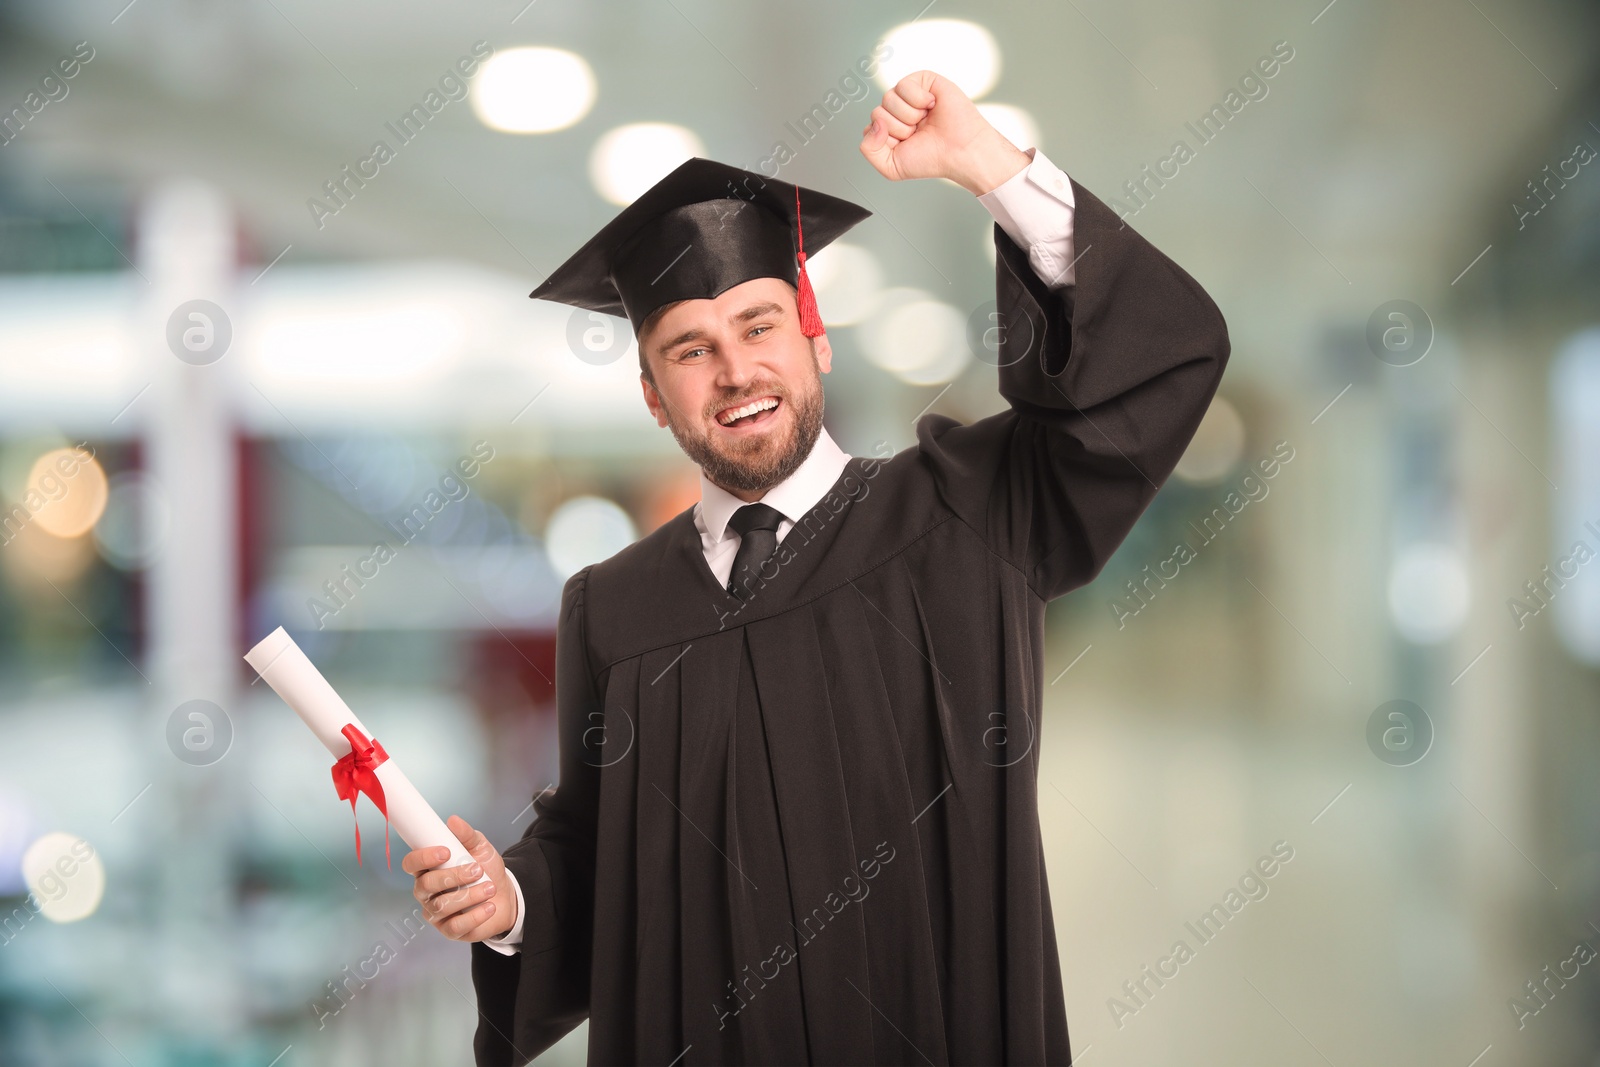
[725,502,785,600]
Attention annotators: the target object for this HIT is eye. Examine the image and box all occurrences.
[748,325,771,338]
[678,347,708,361]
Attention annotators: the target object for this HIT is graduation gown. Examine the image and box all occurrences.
[470,178,1230,1066]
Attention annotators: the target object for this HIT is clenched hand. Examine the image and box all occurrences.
[858,69,1032,195]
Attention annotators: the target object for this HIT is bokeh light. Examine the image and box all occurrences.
[977,103,1040,152]
[546,495,639,578]
[858,288,970,385]
[1388,542,1471,645]
[93,471,170,571]
[875,19,1001,99]
[21,831,105,924]
[1172,395,1246,484]
[471,47,597,133]
[27,447,108,538]
[0,521,96,587]
[806,241,884,327]
[589,123,705,206]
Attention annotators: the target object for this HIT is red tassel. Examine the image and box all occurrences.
[794,184,825,338]
[795,253,825,338]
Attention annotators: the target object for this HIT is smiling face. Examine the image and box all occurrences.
[639,276,832,500]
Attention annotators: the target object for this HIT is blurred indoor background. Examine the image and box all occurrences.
[1,1,1599,1064]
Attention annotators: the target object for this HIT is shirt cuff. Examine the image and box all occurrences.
[977,146,1079,289]
[480,868,526,955]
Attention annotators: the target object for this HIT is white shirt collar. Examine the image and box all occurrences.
[696,426,852,544]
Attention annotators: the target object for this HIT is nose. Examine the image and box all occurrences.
[712,343,758,392]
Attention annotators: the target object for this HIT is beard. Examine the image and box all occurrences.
[661,350,826,495]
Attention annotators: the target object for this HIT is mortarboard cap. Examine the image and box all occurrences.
[529,157,871,341]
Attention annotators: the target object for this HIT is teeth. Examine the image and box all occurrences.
[718,396,779,425]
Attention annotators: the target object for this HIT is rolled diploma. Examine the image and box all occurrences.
[245,626,488,887]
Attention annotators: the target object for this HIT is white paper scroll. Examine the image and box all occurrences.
[244,627,488,888]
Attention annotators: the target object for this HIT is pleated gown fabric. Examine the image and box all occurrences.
[470,177,1231,1066]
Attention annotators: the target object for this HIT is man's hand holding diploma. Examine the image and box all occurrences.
[405,815,518,942]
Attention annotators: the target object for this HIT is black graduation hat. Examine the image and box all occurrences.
[529,157,871,340]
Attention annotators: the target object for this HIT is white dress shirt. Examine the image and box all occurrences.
[978,146,1079,287]
[482,145,1078,955]
[692,426,855,589]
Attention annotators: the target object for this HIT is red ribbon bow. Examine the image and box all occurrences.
[331,723,391,869]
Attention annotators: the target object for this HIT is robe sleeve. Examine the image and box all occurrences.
[916,177,1231,601]
[470,565,600,1066]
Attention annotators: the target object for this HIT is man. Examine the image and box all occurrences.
[405,69,1229,1064]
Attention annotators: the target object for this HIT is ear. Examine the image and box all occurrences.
[813,331,833,374]
[641,375,670,428]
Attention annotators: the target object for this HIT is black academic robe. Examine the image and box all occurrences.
[469,178,1230,1066]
